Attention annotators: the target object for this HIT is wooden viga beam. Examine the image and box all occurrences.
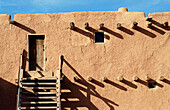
[99,23,104,30]
[85,22,89,29]
[9,20,15,24]
[147,22,152,28]
[163,22,168,28]
[146,16,152,21]
[117,23,122,29]
[102,77,108,82]
[132,22,138,29]
[70,22,75,30]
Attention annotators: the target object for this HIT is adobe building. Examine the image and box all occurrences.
[0,7,170,110]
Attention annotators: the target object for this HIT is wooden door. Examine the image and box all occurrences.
[29,35,45,71]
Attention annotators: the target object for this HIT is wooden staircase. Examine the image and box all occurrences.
[16,55,62,110]
[20,76,60,110]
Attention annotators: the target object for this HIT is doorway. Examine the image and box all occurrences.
[28,35,45,71]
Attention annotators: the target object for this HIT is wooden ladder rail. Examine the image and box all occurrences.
[56,55,63,110]
[16,54,23,110]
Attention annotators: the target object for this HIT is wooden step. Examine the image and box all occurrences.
[22,92,57,94]
[21,101,57,104]
[22,87,57,90]
[22,83,56,86]
[22,77,57,81]
[26,71,54,77]
[22,96,57,99]
[20,106,58,109]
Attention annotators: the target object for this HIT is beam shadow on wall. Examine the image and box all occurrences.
[104,79,127,91]
[101,27,124,39]
[137,79,148,86]
[62,58,119,110]
[73,27,94,40]
[155,81,164,88]
[121,79,137,89]
[119,26,134,35]
[149,19,170,31]
[88,78,105,88]
[86,27,98,33]
[12,21,36,34]
[86,27,110,40]
[149,26,166,35]
[134,26,156,38]
[161,78,170,85]
[73,27,110,40]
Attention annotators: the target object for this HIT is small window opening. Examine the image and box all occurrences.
[148,81,156,88]
[95,32,104,43]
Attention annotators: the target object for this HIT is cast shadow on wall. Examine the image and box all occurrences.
[0,78,58,110]
[0,78,17,110]
[72,24,164,40]
[12,21,36,34]
[61,58,119,110]
[73,27,110,40]
[22,49,46,77]
[150,19,170,31]
[134,26,156,38]
[136,78,164,88]
[21,49,31,77]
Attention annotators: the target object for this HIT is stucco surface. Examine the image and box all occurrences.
[0,8,170,110]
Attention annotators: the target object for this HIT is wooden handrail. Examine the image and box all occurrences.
[56,55,63,110]
[16,54,23,110]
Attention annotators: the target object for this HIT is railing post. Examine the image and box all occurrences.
[59,55,63,74]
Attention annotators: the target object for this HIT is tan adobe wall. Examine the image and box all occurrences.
[0,8,170,110]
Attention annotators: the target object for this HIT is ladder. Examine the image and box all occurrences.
[16,55,62,110]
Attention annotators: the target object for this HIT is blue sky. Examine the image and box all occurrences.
[0,0,169,20]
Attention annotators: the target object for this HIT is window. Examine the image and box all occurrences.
[95,32,104,43]
[148,81,156,89]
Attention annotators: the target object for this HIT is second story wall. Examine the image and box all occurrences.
[0,8,170,110]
